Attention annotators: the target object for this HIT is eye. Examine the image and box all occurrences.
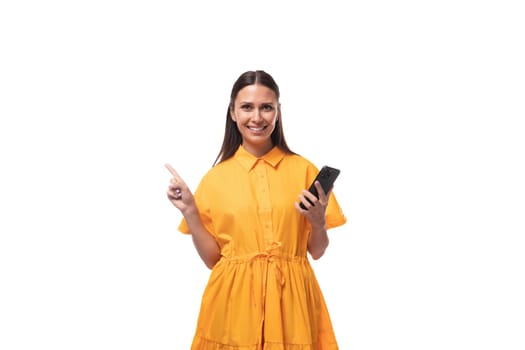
[240,104,253,111]
[261,104,274,112]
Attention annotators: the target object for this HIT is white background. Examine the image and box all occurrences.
[1,1,524,349]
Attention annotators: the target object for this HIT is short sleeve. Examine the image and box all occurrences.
[177,175,215,236]
[325,191,347,229]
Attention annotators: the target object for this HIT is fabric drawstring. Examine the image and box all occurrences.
[244,241,287,347]
[247,241,285,305]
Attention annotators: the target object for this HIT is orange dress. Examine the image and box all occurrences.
[178,145,347,349]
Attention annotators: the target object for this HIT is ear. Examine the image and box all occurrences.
[230,109,237,122]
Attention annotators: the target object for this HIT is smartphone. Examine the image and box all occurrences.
[300,166,341,209]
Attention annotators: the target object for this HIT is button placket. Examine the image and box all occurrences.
[254,161,273,246]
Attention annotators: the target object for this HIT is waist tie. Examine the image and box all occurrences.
[247,242,285,302]
[249,241,284,346]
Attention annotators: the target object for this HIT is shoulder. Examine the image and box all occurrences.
[280,153,319,172]
[276,153,320,184]
[197,158,239,184]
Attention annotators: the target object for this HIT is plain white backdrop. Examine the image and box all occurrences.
[1,1,524,349]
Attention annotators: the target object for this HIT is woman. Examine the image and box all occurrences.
[166,70,347,349]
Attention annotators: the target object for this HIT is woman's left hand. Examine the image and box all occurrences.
[295,181,330,228]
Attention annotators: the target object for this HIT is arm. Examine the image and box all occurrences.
[182,207,221,269]
[166,164,220,269]
[307,219,329,260]
[296,180,331,260]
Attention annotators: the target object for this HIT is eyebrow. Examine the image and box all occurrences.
[239,101,275,105]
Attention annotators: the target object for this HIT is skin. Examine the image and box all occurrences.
[166,84,330,268]
[229,84,279,157]
[165,164,221,269]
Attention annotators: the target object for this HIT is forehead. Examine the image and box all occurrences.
[235,84,278,103]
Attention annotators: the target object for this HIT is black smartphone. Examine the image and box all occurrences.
[300,166,341,209]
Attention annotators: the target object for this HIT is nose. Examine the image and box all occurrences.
[252,108,262,121]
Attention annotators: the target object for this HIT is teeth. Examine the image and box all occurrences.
[249,126,264,131]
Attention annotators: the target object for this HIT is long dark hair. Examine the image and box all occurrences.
[213,70,295,166]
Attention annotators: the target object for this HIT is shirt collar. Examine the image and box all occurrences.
[234,145,285,171]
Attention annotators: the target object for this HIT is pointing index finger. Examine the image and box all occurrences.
[165,163,181,179]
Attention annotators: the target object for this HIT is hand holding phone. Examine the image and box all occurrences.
[300,166,340,210]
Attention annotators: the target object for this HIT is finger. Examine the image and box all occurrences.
[167,187,182,200]
[295,201,308,212]
[167,193,182,201]
[168,183,182,191]
[300,192,316,208]
[314,181,332,202]
[173,187,182,200]
[314,181,326,198]
[297,199,310,211]
[165,163,182,180]
[302,189,318,204]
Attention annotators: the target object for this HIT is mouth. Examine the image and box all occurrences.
[247,126,267,132]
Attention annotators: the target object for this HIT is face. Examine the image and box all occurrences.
[230,84,280,157]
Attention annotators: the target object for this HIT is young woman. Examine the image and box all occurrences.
[166,70,347,349]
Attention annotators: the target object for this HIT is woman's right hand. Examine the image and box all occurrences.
[165,164,196,215]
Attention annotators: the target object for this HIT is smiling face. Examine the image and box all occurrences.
[230,84,280,157]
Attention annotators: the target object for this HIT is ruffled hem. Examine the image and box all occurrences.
[191,336,338,350]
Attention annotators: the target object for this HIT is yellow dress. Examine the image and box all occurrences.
[178,145,347,349]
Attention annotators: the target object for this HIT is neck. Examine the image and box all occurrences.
[243,142,274,158]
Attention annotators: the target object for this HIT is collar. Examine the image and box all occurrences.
[234,145,285,171]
